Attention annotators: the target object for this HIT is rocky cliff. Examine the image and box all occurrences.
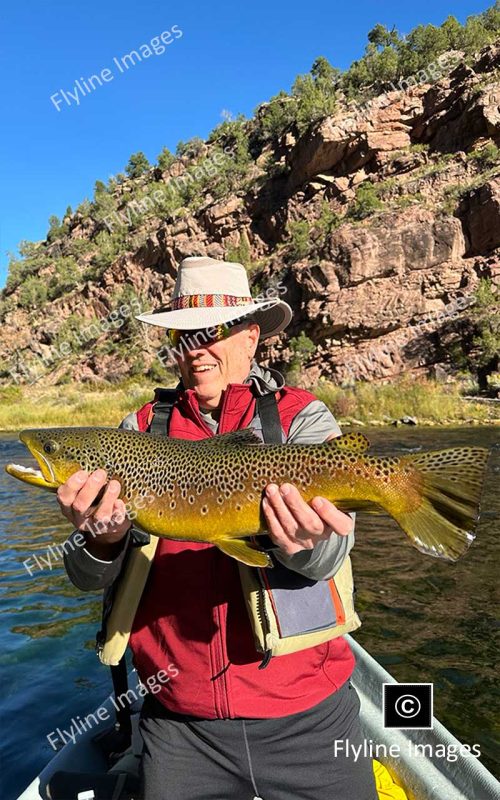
[1,43,499,388]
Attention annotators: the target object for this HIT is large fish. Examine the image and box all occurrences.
[5,427,489,567]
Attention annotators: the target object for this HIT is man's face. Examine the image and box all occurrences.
[174,322,260,410]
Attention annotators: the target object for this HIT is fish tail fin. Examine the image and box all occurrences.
[393,447,490,561]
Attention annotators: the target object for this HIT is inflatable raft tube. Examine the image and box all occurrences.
[17,636,500,800]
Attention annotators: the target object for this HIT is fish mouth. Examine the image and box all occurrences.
[20,431,57,482]
[4,432,59,490]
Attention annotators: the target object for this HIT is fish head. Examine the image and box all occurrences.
[5,428,102,491]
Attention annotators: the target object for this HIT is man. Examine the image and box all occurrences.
[62,256,377,800]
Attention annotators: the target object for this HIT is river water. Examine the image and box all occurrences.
[0,426,498,798]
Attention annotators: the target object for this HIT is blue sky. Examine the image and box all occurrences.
[0,0,492,286]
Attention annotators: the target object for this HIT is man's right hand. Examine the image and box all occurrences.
[57,469,131,559]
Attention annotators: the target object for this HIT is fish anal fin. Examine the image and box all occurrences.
[395,501,476,562]
[216,538,272,567]
[328,432,370,453]
[334,499,385,515]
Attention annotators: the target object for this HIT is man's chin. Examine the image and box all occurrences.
[192,382,222,410]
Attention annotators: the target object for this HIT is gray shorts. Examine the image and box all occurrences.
[139,681,378,800]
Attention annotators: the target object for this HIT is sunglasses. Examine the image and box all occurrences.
[166,319,246,349]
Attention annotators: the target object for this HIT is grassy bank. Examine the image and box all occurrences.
[0,382,158,430]
[315,377,499,426]
[0,377,498,432]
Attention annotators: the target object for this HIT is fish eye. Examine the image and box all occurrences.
[43,441,59,455]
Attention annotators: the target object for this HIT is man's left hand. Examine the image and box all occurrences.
[262,483,353,556]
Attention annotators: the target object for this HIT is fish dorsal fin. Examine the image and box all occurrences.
[328,432,370,453]
[203,429,263,447]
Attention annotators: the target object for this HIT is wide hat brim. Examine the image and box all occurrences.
[136,297,292,340]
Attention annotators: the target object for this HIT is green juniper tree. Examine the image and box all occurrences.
[125,151,151,178]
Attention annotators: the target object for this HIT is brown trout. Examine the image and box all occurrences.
[5,427,489,567]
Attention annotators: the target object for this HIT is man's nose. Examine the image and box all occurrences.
[186,341,210,355]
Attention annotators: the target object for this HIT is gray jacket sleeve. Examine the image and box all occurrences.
[272,399,355,581]
[63,529,131,591]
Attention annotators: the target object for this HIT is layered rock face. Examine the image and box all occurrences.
[1,45,499,386]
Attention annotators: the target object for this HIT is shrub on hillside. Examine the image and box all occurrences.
[157,147,176,171]
[348,183,385,220]
[257,92,298,143]
[211,133,252,198]
[47,257,81,300]
[54,314,89,353]
[341,6,500,96]
[0,295,16,321]
[75,198,92,218]
[287,332,316,382]
[287,220,311,261]
[316,200,342,240]
[207,115,247,146]
[18,276,48,309]
[256,57,338,144]
[444,279,499,391]
[125,151,151,179]
[85,230,128,277]
[467,143,500,170]
[5,241,51,293]
[91,180,117,222]
[176,137,205,159]
[226,235,252,269]
[47,215,68,243]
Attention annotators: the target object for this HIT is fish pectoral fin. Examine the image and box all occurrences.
[216,539,272,568]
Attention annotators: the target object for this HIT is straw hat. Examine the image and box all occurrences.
[136,256,292,339]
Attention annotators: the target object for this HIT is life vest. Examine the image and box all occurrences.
[111,380,358,719]
[134,386,361,666]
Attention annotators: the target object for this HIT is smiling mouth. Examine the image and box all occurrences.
[191,364,217,374]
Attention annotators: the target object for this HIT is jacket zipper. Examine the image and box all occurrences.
[256,568,273,669]
[211,551,231,718]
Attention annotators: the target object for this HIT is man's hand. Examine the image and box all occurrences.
[262,482,353,556]
[57,469,131,558]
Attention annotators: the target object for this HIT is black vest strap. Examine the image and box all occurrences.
[110,656,132,737]
[256,392,283,444]
[149,388,179,435]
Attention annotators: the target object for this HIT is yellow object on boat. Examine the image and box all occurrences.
[373,759,409,799]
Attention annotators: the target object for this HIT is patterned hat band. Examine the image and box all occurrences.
[171,294,253,310]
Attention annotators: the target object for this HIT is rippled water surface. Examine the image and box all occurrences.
[0,427,498,798]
